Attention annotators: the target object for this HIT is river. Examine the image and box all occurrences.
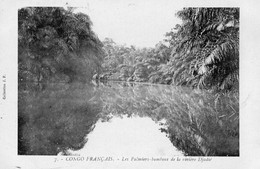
[18,81,239,156]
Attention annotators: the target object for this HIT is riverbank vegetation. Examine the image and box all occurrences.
[18,7,103,84]
[98,8,239,92]
[18,7,239,92]
[18,7,239,156]
[18,7,104,154]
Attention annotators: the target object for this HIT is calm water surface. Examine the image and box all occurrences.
[67,116,183,157]
[18,81,239,156]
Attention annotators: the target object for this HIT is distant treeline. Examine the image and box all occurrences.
[99,8,239,92]
[18,7,104,83]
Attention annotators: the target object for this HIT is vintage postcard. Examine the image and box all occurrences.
[0,0,260,168]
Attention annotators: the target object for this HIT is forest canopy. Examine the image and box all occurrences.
[18,7,239,91]
[18,7,104,83]
[98,8,239,92]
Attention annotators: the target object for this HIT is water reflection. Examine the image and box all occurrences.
[18,81,239,156]
[18,82,101,155]
[67,116,183,157]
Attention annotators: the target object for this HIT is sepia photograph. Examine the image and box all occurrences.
[18,5,239,156]
[1,0,260,169]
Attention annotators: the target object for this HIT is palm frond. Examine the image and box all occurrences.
[204,40,238,66]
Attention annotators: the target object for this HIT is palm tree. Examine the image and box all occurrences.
[168,8,239,91]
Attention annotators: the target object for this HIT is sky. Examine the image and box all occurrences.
[74,0,182,47]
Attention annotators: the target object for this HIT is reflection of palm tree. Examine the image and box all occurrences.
[97,81,239,156]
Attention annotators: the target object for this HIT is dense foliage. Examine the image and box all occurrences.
[18,7,239,156]
[18,7,103,83]
[99,8,239,91]
[165,8,239,91]
[99,38,171,83]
